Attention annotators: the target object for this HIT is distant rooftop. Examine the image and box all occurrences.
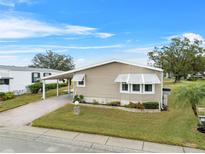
[0,65,63,73]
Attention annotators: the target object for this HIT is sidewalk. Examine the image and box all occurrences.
[0,126,204,153]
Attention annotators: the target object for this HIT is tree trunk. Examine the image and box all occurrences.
[191,104,198,117]
[174,76,181,83]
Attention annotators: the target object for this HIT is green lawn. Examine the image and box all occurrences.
[32,80,205,150]
[0,87,67,112]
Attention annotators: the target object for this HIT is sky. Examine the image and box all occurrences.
[0,0,205,67]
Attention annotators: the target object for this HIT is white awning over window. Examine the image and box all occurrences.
[128,74,144,84]
[143,74,161,84]
[72,74,85,82]
[114,74,129,82]
[115,74,161,84]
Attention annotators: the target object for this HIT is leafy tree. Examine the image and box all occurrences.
[148,37,205,82]
[30,50,75,71]
[177,84,205,117]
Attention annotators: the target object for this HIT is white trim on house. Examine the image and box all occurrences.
[77,78,85,87]
[120,82,130,93]
[42,59,163,80]
[143,84,155,94]
[72,74,85,82]
[72,74,86,87]
[119,83,155,94]
[130,84,142,94]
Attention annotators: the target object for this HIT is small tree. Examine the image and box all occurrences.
[176,84,205,117]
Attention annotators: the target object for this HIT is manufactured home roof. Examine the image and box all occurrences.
[0,65,63,73]
[42,59,163,80]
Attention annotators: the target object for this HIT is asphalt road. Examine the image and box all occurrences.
[0,130,107,153]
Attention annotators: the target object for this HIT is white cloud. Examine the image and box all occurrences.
[0,15,114,39]
[75,58,86,67]
[66,44,122,50]
[95,32,115,38]
[122,47,153,54]
[0,55,31,66]
[0,44,123,54]
[65,25,96,35]
[0,55,17,59]
[182,33,204,42]
[167,33,204,42]
[0,0,33,7]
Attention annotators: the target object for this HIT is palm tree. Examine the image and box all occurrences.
[177,84,205,117]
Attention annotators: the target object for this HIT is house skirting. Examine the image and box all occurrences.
[83,96,160,106]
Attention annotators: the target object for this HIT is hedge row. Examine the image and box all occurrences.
[0,92,15,101]
[28,82,67,94]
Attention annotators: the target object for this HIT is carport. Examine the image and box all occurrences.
[41,71,74,100]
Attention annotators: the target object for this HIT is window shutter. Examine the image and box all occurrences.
[32,72,34,83]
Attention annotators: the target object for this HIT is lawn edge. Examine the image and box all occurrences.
[31,123,205,150]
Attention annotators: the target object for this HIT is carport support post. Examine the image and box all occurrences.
[57,79,59,96]
[67,78,70,93]
[42,80,46,100]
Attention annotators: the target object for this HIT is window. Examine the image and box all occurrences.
[144,84,155,94]
[131,84,141,93]
[0,79,9,85]
[77,77,85,87]
[120,82,129,93]
[32,72,40,83]
[43,73,51,77]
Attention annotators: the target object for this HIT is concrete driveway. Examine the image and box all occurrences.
[0,95,71,127]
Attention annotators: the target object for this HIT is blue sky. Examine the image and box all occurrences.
[0,0,205,67]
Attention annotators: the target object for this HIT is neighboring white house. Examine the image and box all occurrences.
[0,65,63,94]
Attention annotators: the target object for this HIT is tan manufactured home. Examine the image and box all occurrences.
[42,59,164,109]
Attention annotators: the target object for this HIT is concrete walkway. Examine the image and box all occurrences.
[0,126,204,153]
[0,95,70,127]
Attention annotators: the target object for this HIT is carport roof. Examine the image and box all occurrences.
[42,59,163,80]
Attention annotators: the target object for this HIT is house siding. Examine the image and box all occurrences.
[74,62,163,104]
[0,70,60,94]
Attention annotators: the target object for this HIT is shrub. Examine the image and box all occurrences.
[73,95,84,103]
[143,102,159,109]
[46,83,57,90]
[79,95,84,103]
[2,92,15,101]
[0,92,5,97]
[73,95,79,102]
[136,102,145,110]
[108,101,121,106]
[129,102,138,108]
[92,99,99,105]
[187,75,198,81]
[45,83,67,91]
[28,82,42,94]
[125,102,144,110]
[162,106,168,111]
[59,83,67,88]
[0,92,5,101]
